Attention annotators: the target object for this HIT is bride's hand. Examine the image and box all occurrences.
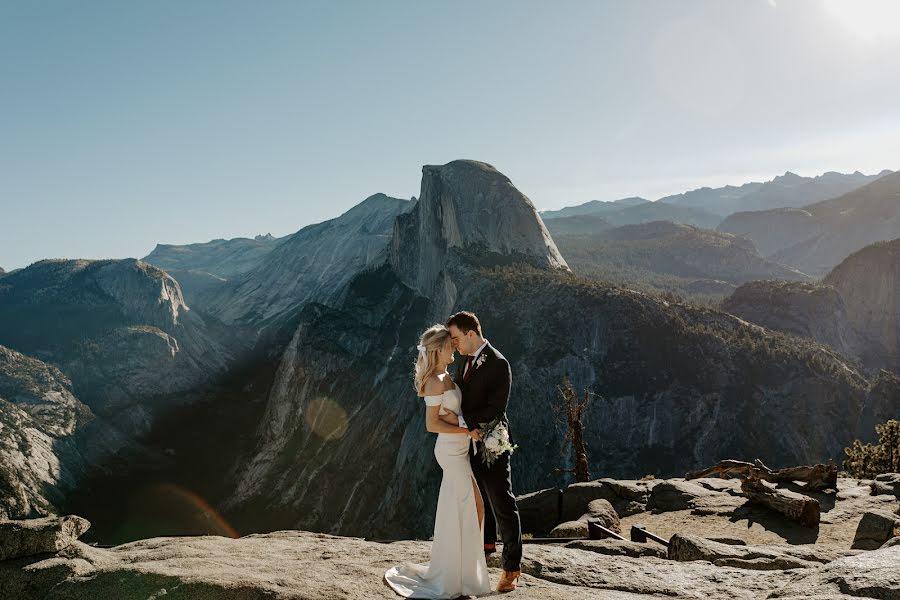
[469,429,482,441]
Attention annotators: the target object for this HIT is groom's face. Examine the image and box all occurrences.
[448,325,476,355]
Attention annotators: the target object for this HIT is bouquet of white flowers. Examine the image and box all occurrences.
[477,417,517,467]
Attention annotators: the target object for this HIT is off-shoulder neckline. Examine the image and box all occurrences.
[424,381,460,398]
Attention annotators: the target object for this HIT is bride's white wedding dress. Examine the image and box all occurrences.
[384,383,491,599]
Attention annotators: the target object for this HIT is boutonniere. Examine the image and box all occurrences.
[475,353,487,369]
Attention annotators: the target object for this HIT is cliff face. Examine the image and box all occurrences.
[722,239,900,374]
[0,258,240,431]
[205,193,413,327]
[0,346,93,519]
[721,281,864,361]
[824,240,900,370]
[390,160,567,317]
[223,162,895,540]
[141,234,287,310]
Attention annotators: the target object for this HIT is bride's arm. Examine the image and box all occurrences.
[438,411,459,425]
[422,378,469,435]
[425,405,470,434]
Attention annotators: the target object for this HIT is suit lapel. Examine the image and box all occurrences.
[465,344,493,386]
[453,353,466,387]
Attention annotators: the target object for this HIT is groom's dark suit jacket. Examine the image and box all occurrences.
[454,342,512,434]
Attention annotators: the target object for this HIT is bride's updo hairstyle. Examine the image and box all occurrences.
[414,324,451,396]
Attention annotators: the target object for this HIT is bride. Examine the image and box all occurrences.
[384,324,492,598]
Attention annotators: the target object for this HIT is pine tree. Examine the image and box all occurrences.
[843,419,900,477]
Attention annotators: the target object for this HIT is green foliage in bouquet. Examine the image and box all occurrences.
[477,417,518,467]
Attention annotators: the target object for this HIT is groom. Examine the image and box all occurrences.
[446,311,522,593]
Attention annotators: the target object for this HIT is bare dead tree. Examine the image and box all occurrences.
[552,377,595,483]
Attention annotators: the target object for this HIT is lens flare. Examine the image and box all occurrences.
[303,396,349,441]
[118,483,239,541]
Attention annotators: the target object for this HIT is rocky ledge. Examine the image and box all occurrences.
[0,504,900,600]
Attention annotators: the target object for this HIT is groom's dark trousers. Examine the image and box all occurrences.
[457,343,522,572]
[471,448,521,570]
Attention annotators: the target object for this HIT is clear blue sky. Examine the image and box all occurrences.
[3,0,900,270]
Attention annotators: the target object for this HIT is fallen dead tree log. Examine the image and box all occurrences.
[684,458,833,527]
[741,470,821,527]
[685,459,837,492]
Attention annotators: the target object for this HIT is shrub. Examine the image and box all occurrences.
[843,419,900,478]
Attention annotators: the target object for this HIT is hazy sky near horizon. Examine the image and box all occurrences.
[3,0,900,270]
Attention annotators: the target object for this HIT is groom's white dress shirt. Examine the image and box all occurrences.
[458,339,488,429]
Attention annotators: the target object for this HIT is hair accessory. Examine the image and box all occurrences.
[416,344,427,359]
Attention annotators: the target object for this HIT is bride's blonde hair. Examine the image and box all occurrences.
[414,324,451,396]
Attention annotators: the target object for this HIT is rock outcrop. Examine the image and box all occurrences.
[143,233,285,311]
[390,160,568,317]
[0,259,237,410]
[0,516,90,561]
[722,238,900,373]
[0,346,93,519]
[722,281,864,360]
[851,509,900,550]
[824,239,900,371]
[4,518,900,600]
[668,533,854,570]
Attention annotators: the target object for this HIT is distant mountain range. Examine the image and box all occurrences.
[719,170,900,275]
[539,197,649,219]
[662,170,890,216]
[542,199,721,230]
[550,220,809,298]
[541,170,890,229]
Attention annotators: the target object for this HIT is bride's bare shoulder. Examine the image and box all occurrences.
[422,375,444,397]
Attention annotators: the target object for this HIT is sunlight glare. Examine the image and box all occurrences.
[824,0,900,41]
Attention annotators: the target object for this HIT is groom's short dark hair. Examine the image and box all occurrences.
[447,311,482,337]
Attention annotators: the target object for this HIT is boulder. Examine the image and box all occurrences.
[581,499,621,534]
[668,534,852,570]
[0,516,90,561]
[516,487,561,536]
[561,479,653,522]
[768,545,900,599]
[549,520,588,538]
[871,473,900,497]
[648,480,716,512]
[851,510,900,550]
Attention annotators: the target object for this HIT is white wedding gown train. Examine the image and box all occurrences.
[385,385,491,598]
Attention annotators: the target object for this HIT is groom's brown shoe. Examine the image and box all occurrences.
[497,569,520,593]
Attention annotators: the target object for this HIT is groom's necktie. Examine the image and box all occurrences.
[463,355,475,383]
